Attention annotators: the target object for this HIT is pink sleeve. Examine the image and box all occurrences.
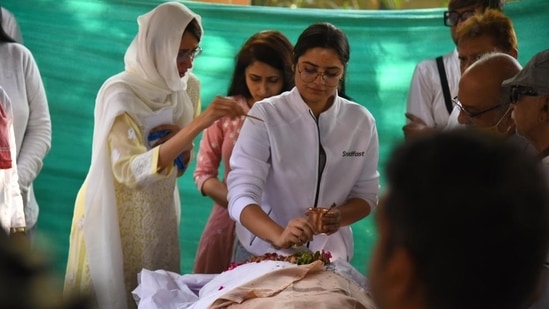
[194,119,224,194]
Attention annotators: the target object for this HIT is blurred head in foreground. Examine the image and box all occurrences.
[369,129,549,309]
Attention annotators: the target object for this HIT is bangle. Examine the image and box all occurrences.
[10,227,26,234]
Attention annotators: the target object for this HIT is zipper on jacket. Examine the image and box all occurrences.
[308,110,326,250]
[309,110,326,208]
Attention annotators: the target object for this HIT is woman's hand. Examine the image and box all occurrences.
[202,96,246,124]
[272,217,315,249]
[321,207,342,235]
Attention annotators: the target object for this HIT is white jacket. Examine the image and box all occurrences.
[228,87,380,261]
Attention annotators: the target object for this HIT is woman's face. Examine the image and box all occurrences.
[177,32,200,78]
[245,61,284,105]
[294,47,343,105]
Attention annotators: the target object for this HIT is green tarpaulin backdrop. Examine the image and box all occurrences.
[3,0,548,278]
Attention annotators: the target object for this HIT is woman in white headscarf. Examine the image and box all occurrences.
[63,3,245,308]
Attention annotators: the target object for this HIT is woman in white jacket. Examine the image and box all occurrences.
[227,22,380,263]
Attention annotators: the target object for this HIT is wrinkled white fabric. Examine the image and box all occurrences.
[132,259,369,309]
[82,3,201,308]
[0,87,25,233]
[135,261,299,309]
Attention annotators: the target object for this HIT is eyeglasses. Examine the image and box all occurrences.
[443,10,475,27]
[510,85,538,104]
[452,96,504,119]
[297,64,342,87]
[453,97,512,133]
[177,46,202,61]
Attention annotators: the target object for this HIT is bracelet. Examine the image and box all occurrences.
[10,227,26,234]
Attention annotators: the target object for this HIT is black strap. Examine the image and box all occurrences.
[436,56,453,114]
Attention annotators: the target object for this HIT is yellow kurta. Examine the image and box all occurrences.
[64,113,179,308]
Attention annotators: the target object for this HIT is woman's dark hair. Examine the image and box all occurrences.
[0,7,17,43]
[293,23,351,99]
[227,30,294,98]
[185,18,202,42]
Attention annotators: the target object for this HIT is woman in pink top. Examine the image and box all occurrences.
[193,30,293,273]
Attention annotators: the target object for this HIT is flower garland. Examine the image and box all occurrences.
[227,250,332,271]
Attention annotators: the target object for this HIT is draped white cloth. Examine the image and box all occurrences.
[133,259,370,309]
[0,87,25,233]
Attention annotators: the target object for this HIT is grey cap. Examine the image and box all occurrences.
[502,49,549,96]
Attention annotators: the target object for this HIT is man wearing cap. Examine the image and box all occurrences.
[503,49,549,309]
[403,0,504,140]
[505,49,549,170]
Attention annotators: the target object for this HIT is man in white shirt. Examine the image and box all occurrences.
[403,0,504,140]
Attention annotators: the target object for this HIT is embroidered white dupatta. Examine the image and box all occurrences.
[82,3,201,308]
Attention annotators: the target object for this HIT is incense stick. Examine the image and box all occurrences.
[244,114,264,122]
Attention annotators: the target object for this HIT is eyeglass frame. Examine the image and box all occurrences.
[296,63,343,87]
[443,10,475,27]
[177,46,202,61]
[452,96,505,119]
[509,85,539,104]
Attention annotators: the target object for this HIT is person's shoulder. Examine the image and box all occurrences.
[339,95,367,109]
[0,41,30,56]
[98,73,136,97]
[255,89,303,123]
[259,89,294,109]
[338,97,376,122]
[414,50,455,69]
[410,58,438,80]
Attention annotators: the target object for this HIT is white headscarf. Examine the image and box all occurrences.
[82,3,202,308]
